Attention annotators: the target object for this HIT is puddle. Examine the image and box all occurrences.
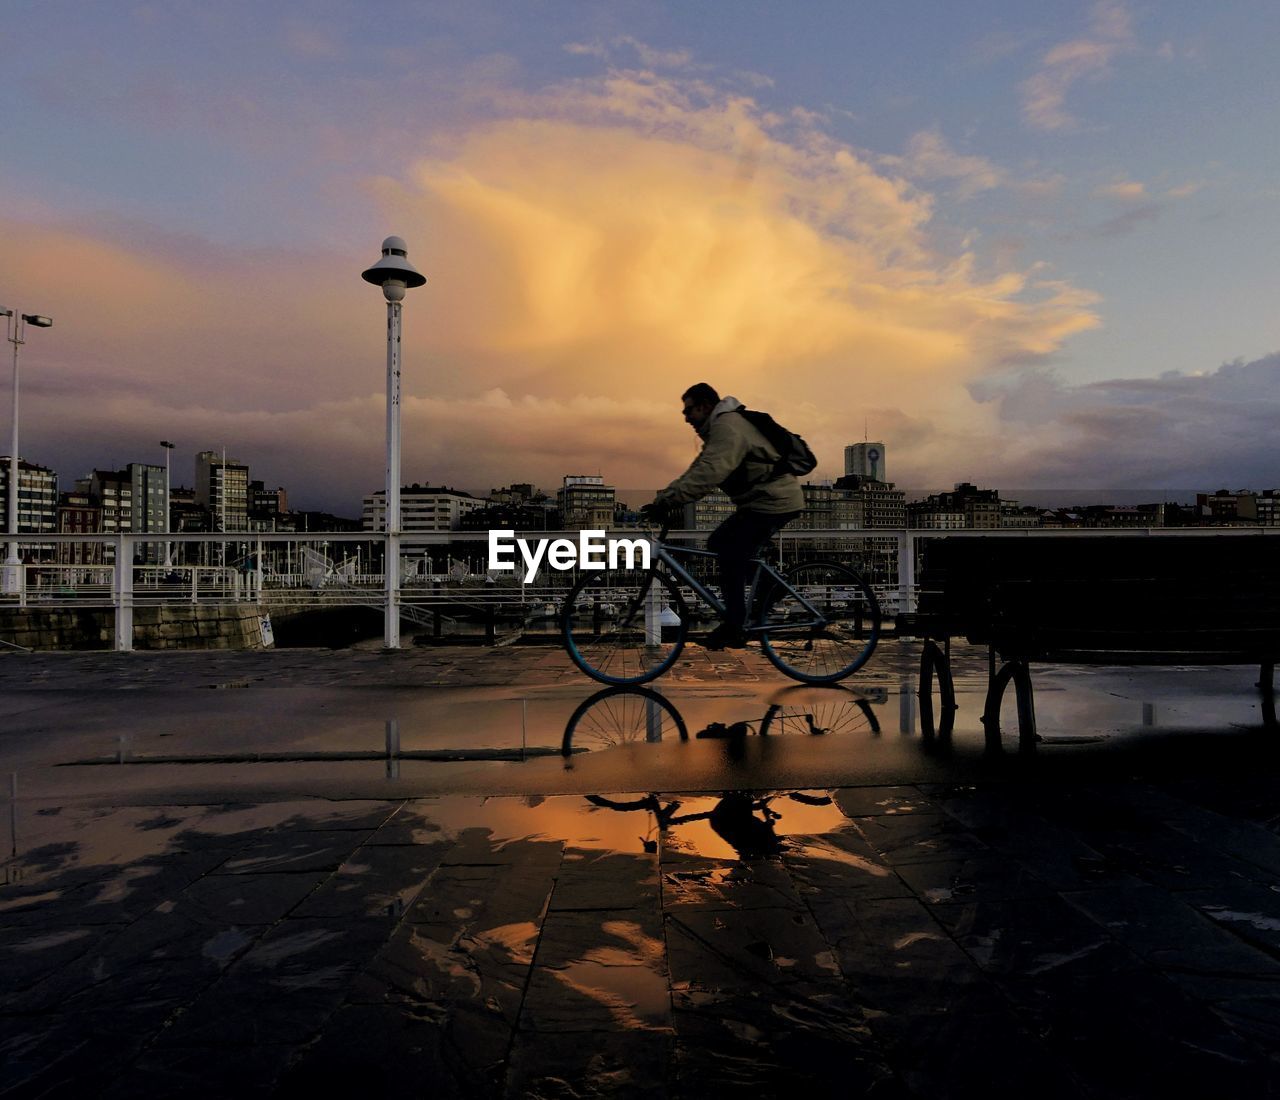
[384,795,649,853]
[552,958,669,1028]
[550,920,669,1029]
[793,837,893,877]
[471,921,539,966]
[405,926,482,997]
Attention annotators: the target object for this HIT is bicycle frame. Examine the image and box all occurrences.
[648,536,828,634]
[563,523,881,685]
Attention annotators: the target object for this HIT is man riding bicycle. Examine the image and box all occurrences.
[642,383,804,650]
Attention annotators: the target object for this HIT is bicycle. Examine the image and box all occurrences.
[560,523,881,685]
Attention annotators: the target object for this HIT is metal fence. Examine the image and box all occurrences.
[2,527,1276,652]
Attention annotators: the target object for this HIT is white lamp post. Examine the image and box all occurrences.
[361,236,425,649]
[160,440,175,569]
[1,309,52,595]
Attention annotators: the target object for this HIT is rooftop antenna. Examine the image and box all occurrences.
[864,416,868,443]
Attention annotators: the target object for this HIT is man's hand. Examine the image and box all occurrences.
[640,501,677,524]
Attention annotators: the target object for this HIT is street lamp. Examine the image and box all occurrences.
[361,236,426,649]
[160,440,175,569]
[0,309,53,595]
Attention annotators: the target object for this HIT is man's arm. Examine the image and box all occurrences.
[654,417,748,507]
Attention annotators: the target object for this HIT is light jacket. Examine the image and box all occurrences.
[654,396,806,515]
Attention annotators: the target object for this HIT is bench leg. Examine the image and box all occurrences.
[982,657,1037,750]
[1260,661,1276,729]
[918,638,957,742]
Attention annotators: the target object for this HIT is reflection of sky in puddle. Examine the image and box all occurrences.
[791,838,893,877]
[3,791,866,898]
[470,920,539,966]
[392,794,671,854]
[549,918,668,1029]
[552,957,669,1029]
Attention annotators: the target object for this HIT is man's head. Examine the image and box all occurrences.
[681,382,720,432]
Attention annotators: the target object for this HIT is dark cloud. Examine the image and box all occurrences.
[985,353,1280,489]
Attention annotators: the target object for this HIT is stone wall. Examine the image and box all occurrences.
[0,605,272,651]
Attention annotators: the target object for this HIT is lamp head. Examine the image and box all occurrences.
[361,236,425,302]
[21,315,52,328]
[0,308,12,318]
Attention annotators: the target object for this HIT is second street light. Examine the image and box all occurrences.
[361,236,426,649]
[160,440,176,569]
[1,308,53,596]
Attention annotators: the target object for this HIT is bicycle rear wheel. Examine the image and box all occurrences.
[758,685,881,736]
[759,561,881,683]
[562,568,688,685]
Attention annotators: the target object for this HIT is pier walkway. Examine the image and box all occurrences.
[2,642,1280,1097]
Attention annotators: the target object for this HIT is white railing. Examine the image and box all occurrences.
[1,527,1276,651]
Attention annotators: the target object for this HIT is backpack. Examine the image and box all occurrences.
[735,408,818,477]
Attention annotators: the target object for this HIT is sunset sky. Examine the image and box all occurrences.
[2,1,1278,512]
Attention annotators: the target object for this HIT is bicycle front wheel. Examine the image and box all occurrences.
[759,561,881,683]
[562,568,688,685]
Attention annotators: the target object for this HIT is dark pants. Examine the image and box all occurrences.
[706,509,802,629]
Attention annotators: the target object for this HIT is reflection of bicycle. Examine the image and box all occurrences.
[583,790,834,858]
[560,685,879,758]
[561,523,881,685]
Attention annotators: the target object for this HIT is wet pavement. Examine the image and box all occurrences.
[2,641,1280,1097]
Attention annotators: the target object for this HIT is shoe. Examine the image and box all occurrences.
[704,623,747,650]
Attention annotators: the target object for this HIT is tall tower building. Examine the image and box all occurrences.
[128,463,167,535]
[844,442,886,482]
[194,451,250,532]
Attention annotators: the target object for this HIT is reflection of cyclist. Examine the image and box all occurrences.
[643,383,803,650]
[709,793,783,858]
[585,790,830,859]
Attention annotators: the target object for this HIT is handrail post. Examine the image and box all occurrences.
[897,530,916,614]
[115,534,134,652]
[645,578,661,644]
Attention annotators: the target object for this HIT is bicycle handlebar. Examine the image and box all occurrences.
[637,519,671,541]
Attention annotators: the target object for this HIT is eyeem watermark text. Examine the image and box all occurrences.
[488,530,650,583]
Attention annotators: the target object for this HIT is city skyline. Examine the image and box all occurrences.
[5,435,1274,527]
[2,2,1278,513]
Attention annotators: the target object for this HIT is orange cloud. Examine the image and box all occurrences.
[374,71,1099,485]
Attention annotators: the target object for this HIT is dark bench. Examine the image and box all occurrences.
[909,534,1280,743]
